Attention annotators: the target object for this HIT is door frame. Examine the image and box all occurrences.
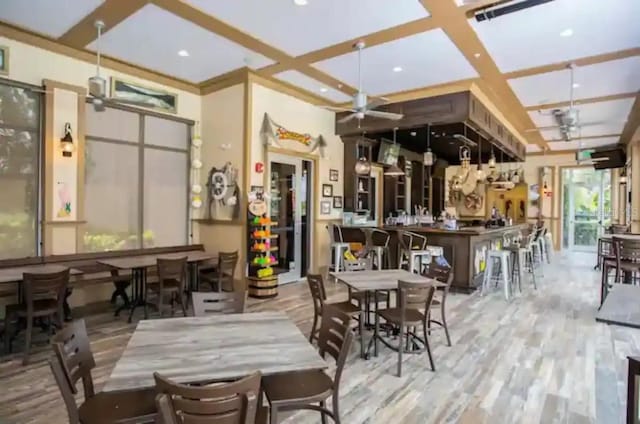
[560,165,610,252]
[265,147,317,281]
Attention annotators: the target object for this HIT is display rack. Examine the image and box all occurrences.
[247,214,280,299]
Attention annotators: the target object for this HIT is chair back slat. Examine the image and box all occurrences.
[157,257,188,292]
[317,305,353,387]
[398,280,436,312]
[306,274,327,317]
[51,319,96,397]
[614,237,640,263]
[423,263,453,289]
[154,371,261,424]
[23,269,69,312]
[192,291,246,316]
[49,359,81,424]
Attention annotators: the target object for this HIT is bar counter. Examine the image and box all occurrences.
[340,223,529,293]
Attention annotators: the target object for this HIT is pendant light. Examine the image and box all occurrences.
[423,124,435,166]
[384,128,405,176]
[488,144,497,169]
[476,136,485,182]
[354,132,371,175]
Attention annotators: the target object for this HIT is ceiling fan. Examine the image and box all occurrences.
[525,63,621,141]
[86,20,150,112]
[323,41,404,124]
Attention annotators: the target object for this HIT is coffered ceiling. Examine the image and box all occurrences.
[0,0,638,154]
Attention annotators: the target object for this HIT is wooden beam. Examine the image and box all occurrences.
[620,95,640,146]
[247,71,338,107]
[505,47,640,80]
[0,22,200,94]
[419,0,548,150]
[547,134,621,142]
[524,92,638,111]
[459,0,512,14]
[527,149,579,157]
[200,68,250,95]
[59,0,149,48]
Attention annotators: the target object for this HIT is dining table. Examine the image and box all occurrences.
[330,269,445,359]
[103,311,327,393]
[98,250,216,322]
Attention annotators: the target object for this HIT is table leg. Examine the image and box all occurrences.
[359,298,365,359]
[127,268,149,323]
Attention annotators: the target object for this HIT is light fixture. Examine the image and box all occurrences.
[488,146,496,169]
[620,168,628,184]
[423,125,435,166]
[572,83,580,88]
[294,0,308,5]
[410,131,417,137]
[560,28,573,37]
[385,128,405,177]
[393,66,403,72]
[354,157,371,175]
[178,49,190,57]
[474,53,481,58]
[476,137,485,182]
[319,87,328,93]
[60,123,74,157]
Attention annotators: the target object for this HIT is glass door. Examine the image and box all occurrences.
[564,168,611,251]
[269,154,311,284]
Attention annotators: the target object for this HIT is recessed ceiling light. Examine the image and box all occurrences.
[572,83,580,88]
[393,66,403,72]
[319,87,328,93]
[560,28,573,37]
[294,0,308,5]
[474,53,481,58]
[178,49,190,57]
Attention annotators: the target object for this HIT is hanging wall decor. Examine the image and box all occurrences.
[260,113,327,157]
[190,122,203,210]
[207,162,241,221]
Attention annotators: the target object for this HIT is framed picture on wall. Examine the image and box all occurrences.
[111,77,178,114]
[320,200,331,215]
[333,196,343,208]
[329,169,339,182]
[0,46,9,75]
[322,184,333,197]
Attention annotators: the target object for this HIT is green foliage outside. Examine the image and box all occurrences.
[83,229,155,252]
[0,212,36,259]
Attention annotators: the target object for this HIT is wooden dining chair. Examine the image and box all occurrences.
[201,251,238,292]
[154,370,267,424]
[147,257,188,317]
[307,274,360,344]
[191,291,246,316]
[262,305,353,424]
[4,269,69,364]
[50,319,156,424]
[376,280,436,377]
[424,263,454,347]
[613,236,640,285]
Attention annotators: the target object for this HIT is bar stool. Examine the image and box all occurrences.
[523,232,540,289]
[361,228,391,270]
[502,231,525,294]
[544,229,553,264]
[530,227,545,278]
[327,223,350,273]
[398,231,432,274]
[481,249,513,300]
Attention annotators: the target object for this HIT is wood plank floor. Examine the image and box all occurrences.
[0,252,636,423]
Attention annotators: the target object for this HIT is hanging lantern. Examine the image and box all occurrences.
[384,127,405,177]
[488,148,497,169]
[423,127,435,166]
[475,137,485,182]
[354,157,371,175]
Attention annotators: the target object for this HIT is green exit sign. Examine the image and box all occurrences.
[576,149,594,161]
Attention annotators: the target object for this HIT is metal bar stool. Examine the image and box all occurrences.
[481,248,513,300]
[398,231,432,274]
[361,228,391,270]
[327,223,350,273]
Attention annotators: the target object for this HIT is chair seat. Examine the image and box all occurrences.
[148,279,181,291]
[378,307,425,325]
[78,388,156,424]
[11,299,59,317]
[350,291,388,303]
[326,300,360,315]
[262,370,333,405]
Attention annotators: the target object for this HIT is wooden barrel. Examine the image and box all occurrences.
[247,276,278,299]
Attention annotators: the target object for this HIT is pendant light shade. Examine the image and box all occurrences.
[354,157,371,175]
[488,149,497,169]
[423,126,435,166]
[476,137,485,182]
[384,163,405,176]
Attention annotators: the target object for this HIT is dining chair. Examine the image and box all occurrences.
[201,251,238,292]
[191,291,247,316]
[376,280,436,377]
[613,236,640,286]
[147,257,188,317]
[154,370,267,424]
[262,305,353,424]
[4,269,69,364]
[50,319,156,424]
[424,263,454,347]
[307,274,360,344]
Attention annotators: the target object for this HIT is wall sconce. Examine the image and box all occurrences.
[620,168,628,184]
[60,123,74,157]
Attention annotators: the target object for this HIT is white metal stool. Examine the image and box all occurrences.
[482,250,513,300]
[361,228,391,270]
[398,231,431,274]
[327,223,350,273]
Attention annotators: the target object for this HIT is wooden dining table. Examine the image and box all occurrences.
[331,269,445,359]
[98,251,216,322]
[103,311,327,393]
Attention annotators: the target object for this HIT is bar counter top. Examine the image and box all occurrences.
[381,223,529,236]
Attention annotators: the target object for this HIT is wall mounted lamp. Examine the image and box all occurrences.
[60,123,74,157]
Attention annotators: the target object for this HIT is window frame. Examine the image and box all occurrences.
[84,100,193,251]
[0,77,44,259]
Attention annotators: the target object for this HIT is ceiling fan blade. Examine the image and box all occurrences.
[337,113,359,123]
[365,97,389,109]
[364,110,403,120]
[576,120,625,128]
[322,106,356,112]
[526,125,562,132]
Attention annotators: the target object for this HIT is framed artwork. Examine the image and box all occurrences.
[320,200,331,215]
[0,46,9,75]
[111,77,177,114]
[329,169,339,182]
[333,196,343,209]
[322,184,333,197]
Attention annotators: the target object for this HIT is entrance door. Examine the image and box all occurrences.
[269,154,312,284]
[563,168,611,251]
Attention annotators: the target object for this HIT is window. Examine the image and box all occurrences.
[83,104,190,252]
[0,80,41,259]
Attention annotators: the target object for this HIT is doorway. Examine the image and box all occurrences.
[562,167,611,251]
[269,153,313,284]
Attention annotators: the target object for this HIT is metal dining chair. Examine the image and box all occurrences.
[424,263,454,347]
[50,319,156,424]
[191,291,247,316]
[201,251,238,292]
[307,274,360,344]
[147,257,188,317]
